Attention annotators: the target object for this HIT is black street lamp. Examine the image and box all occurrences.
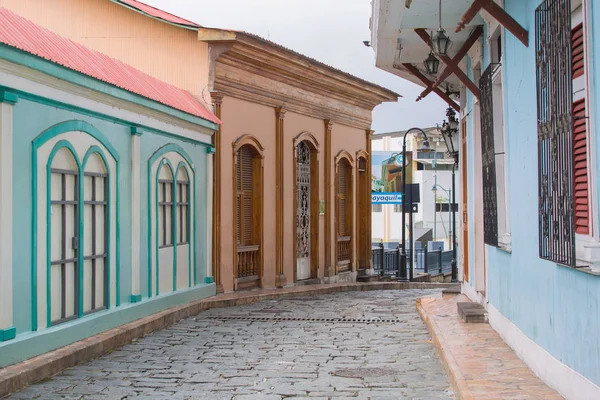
[400,128,433,282]
[440,107,459,283]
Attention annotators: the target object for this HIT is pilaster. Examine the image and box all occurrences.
[324,120,334,277]
[0,91,16,341]
[130,127,142,303]
[275,107,288,287]
[366,129,374,269]
[210,92,224,293]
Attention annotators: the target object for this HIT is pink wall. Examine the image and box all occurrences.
[219,96,277,292]
[219,95,368,291]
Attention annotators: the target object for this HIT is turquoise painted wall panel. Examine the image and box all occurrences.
[483,0,600,386]
[139,135,208,298]
[11,99,133,333]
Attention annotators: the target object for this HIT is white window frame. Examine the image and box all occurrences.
[572,0,600,270]
[488,26,512,252]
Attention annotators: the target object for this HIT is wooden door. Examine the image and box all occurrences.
[461,118,469,282]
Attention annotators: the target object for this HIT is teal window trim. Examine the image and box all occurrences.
[32,120,120,331]
[147,144,197,297]
[0,45,218,131]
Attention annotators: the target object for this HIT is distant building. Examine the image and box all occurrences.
[371,127,456,249]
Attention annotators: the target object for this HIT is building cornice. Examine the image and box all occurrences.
[200,29,399,130]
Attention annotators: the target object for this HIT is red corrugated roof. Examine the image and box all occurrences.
[116,0,200,28]
[0,7,219,125]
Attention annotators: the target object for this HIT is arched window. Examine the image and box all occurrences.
[149,147,195,296]
[33,121,119,331]
[158,163,175,249]
[49,147,79,324]
[82,152,109,315]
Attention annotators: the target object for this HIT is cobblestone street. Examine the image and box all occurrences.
[5,290,453,400]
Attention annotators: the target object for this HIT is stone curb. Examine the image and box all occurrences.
[0,281,456,398]
[416,296,474,400]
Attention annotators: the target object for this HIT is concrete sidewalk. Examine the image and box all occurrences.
[417,293,563,400]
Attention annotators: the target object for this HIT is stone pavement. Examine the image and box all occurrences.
[5,290,453,399]
[418,294,563,400]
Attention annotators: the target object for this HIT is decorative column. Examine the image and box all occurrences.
[210,92,224,293]
[366,129,374,269]
[275,107,287,287]
[129,127,143,302]
[324,120,334,277]
[0,91,16,341]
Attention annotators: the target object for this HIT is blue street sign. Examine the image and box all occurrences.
[372,192,403,204]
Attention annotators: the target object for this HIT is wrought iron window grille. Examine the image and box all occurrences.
[479,62,501,247]
[535,0,575,266]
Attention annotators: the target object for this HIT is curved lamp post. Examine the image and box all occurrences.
[440,107,459,283]
[400,128,433,281]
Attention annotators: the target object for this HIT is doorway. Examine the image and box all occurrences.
[294,138,319,281]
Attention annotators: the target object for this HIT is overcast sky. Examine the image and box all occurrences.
[144,0,448,134]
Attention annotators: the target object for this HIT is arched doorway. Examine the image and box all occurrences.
[294,137,319,281]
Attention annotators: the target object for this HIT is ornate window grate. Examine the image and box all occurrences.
[479,63,499,247]
[536,0,575,266]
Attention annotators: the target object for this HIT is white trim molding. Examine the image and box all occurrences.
[0,98,15,340]
[488,304,600,400]
[130,131,142,302]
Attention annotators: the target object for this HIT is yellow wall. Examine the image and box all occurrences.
[0,0,210,103]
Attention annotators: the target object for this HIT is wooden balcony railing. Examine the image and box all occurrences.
[337,236,351,272]
[237,245,260,278]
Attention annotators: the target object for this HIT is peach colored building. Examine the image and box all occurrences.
[1,0,399,292]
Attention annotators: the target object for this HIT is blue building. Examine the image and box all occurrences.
[0,8,219,367]
[371,0,599,398]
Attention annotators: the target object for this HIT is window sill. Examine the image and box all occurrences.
[556,263,600,277]
[574,234,600,274]
[497,233,512,254]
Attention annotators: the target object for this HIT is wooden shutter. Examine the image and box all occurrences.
[572,23,584,79]
[236,146,254,245]
[338,160,347,236]
[573,98,589,234]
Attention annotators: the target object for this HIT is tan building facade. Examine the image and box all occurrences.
[1,0,398,293]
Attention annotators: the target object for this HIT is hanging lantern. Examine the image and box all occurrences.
[424,52,440,75]
[432,28,452,56]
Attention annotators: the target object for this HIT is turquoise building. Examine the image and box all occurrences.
[371,0,600,398]
[0,8,219,367]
